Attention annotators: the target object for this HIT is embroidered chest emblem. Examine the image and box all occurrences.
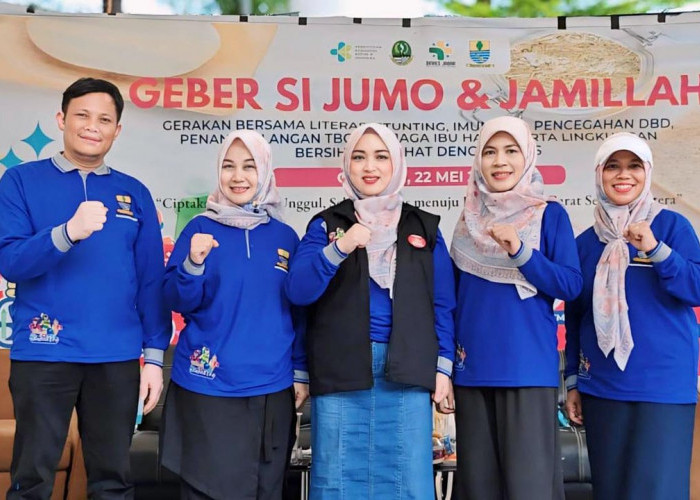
[275,248,290,272]
[28,313,62,344]
[116,195,134,217]
[189,346,219,380]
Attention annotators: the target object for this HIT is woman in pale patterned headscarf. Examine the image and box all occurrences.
[564,132,700,500]
[285,123,456,499]
[451,116,582,500]
[160,130,309,500]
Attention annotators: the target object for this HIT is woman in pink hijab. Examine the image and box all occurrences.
[451,116,582,500]
[564,133,700,499]
[160,130,309,499]
[286,123,456,499]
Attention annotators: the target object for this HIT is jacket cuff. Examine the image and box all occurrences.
[143,348,165,367]
[437,356,453,377]
[648,241,671,263]
[51,224,74,253]
[565,374,578,391]
[509,243,532,267]
[294,370,310,384]
[183,255,205,276]
[322,242,348,266]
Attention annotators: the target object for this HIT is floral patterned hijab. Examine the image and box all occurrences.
[342,123,407,294]
[451,116,548,299]
[592,132,661,370]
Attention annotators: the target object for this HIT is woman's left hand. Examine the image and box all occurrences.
[294,382,310,409]
[624,221,658,253]
[433,373,454,414]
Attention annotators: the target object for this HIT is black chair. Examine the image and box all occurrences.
[558,351,593,500]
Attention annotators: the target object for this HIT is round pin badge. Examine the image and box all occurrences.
[407,234,426,248]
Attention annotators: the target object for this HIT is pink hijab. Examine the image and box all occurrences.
[342,123,407,294]
[592,132,661,371]
[202,130,283,229]
[450,116,548,299]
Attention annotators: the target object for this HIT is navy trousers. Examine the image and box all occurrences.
[582,393,695,500]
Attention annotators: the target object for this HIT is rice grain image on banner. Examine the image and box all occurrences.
[501,31,653,115]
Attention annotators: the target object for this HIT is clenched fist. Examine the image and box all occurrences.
[624,221,658,253]
[335,223,371,254]
[189,233,219,265]
[66,201,108,241]
[488,223,522,256]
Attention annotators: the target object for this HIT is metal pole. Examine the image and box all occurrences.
[103,0,121,14]
[240,0,253,14]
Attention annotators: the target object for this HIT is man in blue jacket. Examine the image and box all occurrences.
[0,77,171,499]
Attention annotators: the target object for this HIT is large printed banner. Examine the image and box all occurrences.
[1,11,700,347]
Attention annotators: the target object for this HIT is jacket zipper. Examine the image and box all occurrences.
[79,171,88,201]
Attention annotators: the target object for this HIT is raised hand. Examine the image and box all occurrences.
[488,223,522,256]
[66,201,108,241]
[189,233,219,265]
[624,221,658,253]
[335,223,371,254]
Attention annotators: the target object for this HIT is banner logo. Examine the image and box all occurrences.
[469,40,491,64]
[429,41,451,61]
[391,40,413,65]
[330,42,352,62]
[427,41,455,67]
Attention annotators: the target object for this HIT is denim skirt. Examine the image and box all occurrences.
[310,341,433,499]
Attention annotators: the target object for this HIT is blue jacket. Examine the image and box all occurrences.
[565,209,700,404]
[0,154,170,364]
[163,216,307,397]
[453,202,582,388]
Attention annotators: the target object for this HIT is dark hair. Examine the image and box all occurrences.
[61,78,125,122]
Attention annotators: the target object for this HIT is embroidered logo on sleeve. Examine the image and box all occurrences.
[578,352,591,379]
[189,346,219,380]
[275,248,290,272]
[28,313,61,344]
[455,343,466,371]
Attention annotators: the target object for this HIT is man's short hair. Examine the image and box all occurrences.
[61,78,125,122]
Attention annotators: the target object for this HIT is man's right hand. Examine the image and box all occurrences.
[335,223,371,254]
[66,201,108,242]
[189,233,219,265]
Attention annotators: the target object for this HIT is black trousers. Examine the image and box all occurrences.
[454,386,564,500]
[8,360,140,500]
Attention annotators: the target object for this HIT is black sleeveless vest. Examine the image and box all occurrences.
[306,199,440,396]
